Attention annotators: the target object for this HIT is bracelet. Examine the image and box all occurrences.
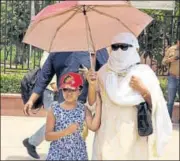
[142,92,148,98]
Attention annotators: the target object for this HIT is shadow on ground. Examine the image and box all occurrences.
[5,153,47,160]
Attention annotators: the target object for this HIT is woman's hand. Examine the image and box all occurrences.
[130,76,152,106]
[129,76,146,94]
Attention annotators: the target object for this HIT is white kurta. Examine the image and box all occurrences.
[92,64,172,160]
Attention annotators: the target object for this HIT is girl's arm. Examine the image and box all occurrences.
[86,69,98,106]
[45,109,79,141]
[85,92,102,132]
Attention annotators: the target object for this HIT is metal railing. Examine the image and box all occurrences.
[0,0,179,75]
[0,0,61,73]
[138,13,179,76]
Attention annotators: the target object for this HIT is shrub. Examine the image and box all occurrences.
[159,77,168,100]
[0,73,25,93]
[1,73,179,102]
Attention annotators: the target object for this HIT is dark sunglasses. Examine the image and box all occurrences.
[62,88,79,93]
[111,43,133,51]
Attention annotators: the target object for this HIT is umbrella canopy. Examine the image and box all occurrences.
[23,1,153,52]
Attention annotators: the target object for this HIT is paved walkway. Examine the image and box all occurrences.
[1,116,179,160]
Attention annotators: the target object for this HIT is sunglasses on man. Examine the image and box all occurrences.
[111,43,133,51]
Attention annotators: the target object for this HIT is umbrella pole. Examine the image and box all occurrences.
[84,6,96,71]
[85,21,94,70]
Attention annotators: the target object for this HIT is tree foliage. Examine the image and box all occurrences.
[1,1,31,45]
[1,0,59,64]
[138,2,180,75]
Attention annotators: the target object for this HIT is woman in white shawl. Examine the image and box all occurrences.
[87,32,172,160]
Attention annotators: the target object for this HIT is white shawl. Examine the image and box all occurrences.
[106,64,172,158]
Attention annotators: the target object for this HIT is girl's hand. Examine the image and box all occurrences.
[67,123,79,134]
[86,69,97,85]
[129,76,147,94]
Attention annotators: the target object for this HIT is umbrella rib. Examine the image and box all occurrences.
[38,7,79,22]
[89,6,136,36]
[48,7,81,51]
[86,4,130,9]
[24,7,79,40]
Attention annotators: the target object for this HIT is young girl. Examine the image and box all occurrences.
[45,72,101,160]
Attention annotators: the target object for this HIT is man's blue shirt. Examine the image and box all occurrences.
[33,49,109,103]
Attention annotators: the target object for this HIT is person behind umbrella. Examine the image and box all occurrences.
[86,32,172,160]
[45,72,102,160]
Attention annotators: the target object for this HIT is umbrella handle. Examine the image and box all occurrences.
[89,51,96,71]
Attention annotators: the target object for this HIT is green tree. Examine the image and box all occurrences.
[1,1,31,64]
[1,0,61,65]
[138,2,180,75]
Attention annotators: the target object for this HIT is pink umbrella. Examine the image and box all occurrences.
[23,1,152,54]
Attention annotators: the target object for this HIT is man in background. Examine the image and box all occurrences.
[162,38,180,119]
[23,51,57,159]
